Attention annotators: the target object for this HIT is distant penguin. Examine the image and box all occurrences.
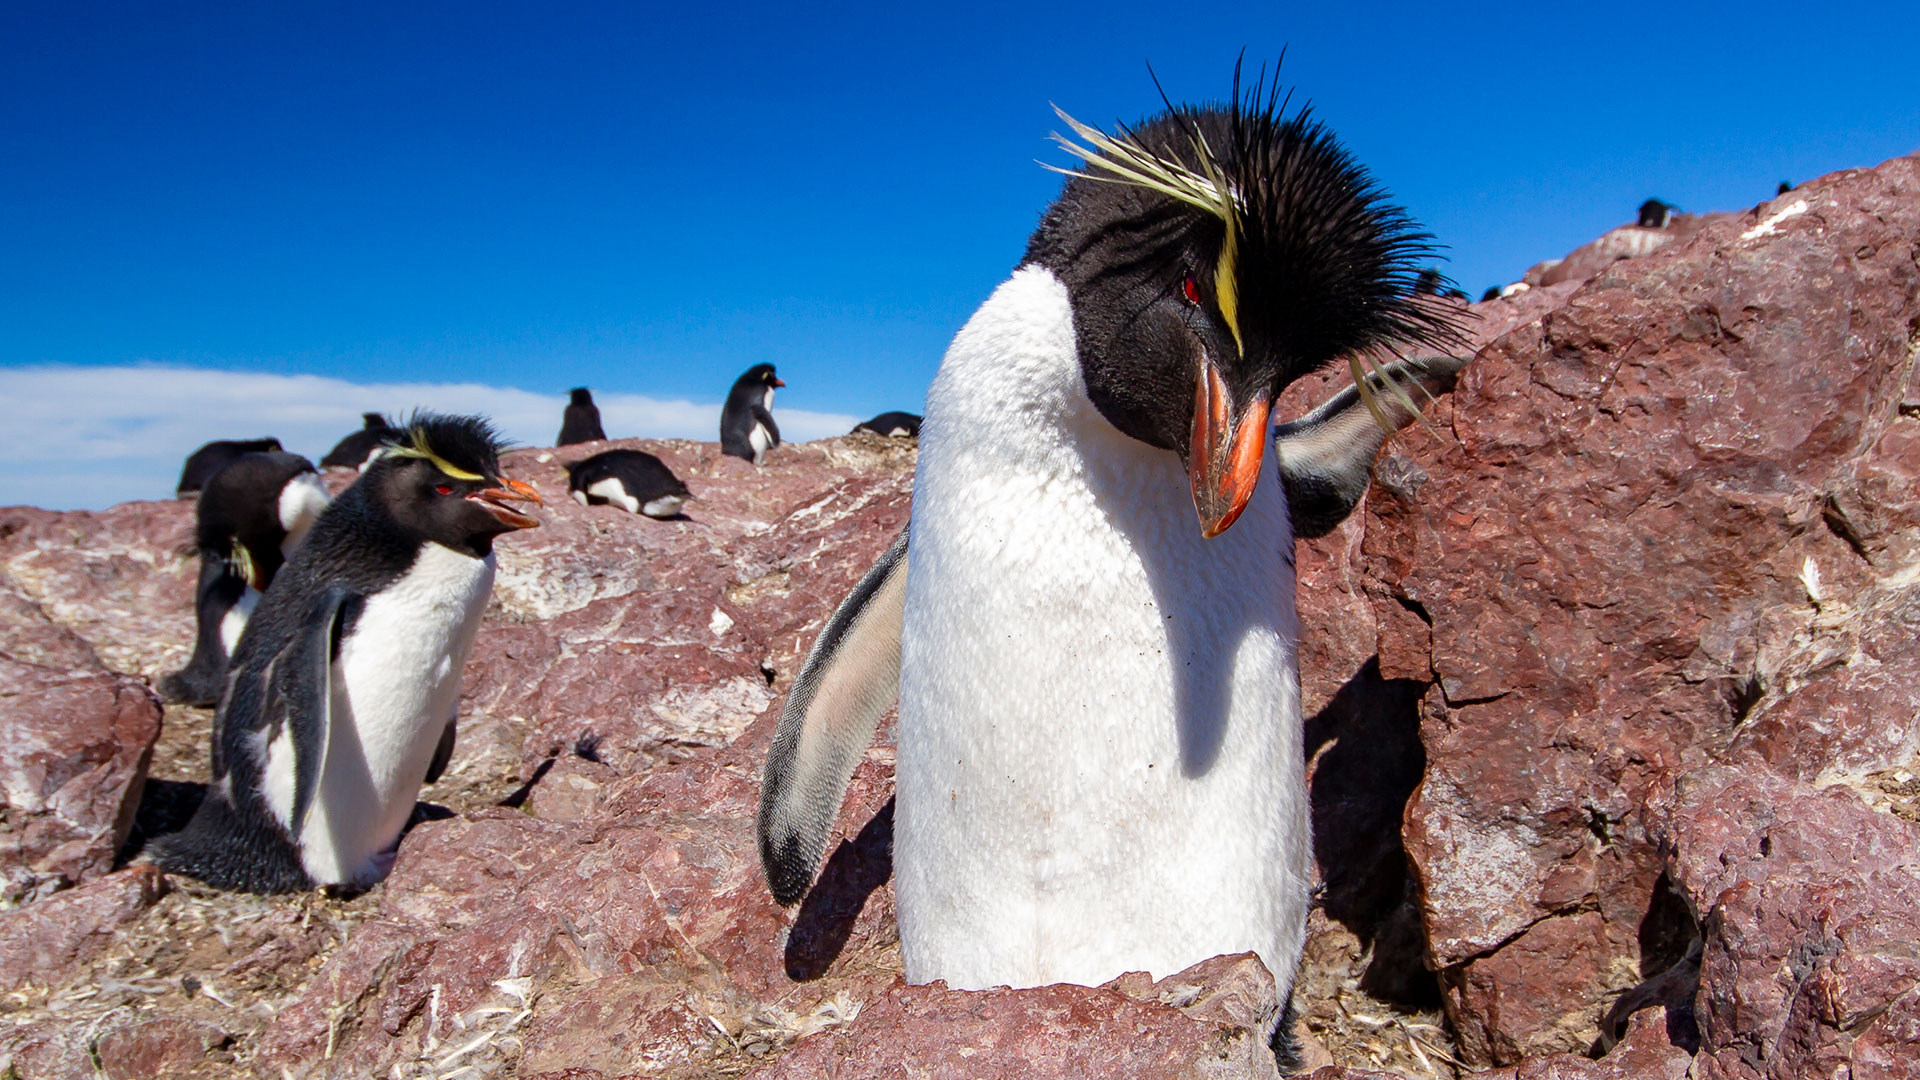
[177,438,284,496]
[566,449,690,518]
[1413,267,1445,295]
[1638,198,1676,228]
[756,73,1468,1060]
[154,414,542,893]
[160,452,333,706]
[557,387,608,446]
[320,414,400,470]
[852,411,922,438]
[1480,286,1502,302]
[1777,180,1793,195]
[720,364,784,464]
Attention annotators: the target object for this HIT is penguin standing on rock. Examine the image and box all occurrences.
[720,364,783,464]
[177,438,284,496]
[1638,198,1676,228]
[160,452,332,706]
[320,414,400,470]
[155,414,542,893]
[567,449,690,518]
[757,69,1467,1060]
[557,388,608,446]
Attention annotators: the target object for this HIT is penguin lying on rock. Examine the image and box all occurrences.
[156,414,542,893]
[758,72,1467,1062]
[566,449,690,518]
[720,364,783,464]
[177,438,284,496]
[557,387,608,446]
[852,411,922,438]
[160,452,332,706]
[320,413,401,470]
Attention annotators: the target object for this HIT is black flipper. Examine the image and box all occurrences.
[271,586,349,837]
[752,405,782,447]
[758,527,909,905]
[1273,354,1468,538]
[425,717,456,784]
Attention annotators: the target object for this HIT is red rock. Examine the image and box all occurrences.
[0,865,167,987]
[0,659,161,902]
[93,1018,229,1080]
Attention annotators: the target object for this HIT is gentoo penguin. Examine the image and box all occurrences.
[757,75,1467,1052]
[1638,198,1676,228]
[177,438,283,496]
[160,452,332,706]
[320,413,400,470]
[557,387,608,446]
[851,411,922,438]
[566,449,690,518]
[154,414,541,893]
[720,364,784,464]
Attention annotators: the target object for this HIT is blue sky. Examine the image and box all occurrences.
[3,2,1916,508]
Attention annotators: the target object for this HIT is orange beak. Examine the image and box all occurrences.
[1188,357,1272,539]
[471,476,543,530]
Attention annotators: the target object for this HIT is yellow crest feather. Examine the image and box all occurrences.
[388,427,485,482]
[1045,105,1244,352]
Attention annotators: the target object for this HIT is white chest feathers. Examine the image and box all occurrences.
[278,542,494,888]
[893,265,1309,993]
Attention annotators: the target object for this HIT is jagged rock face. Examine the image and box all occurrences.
[6,154,1920,1079]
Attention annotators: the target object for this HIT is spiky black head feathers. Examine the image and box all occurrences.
[384,412,512,483]
[1029,65,1465,450]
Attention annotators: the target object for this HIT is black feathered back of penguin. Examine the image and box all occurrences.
[320,413,400,469]
[566,448,691,517]
[177,438,284,495]
[153,413,538,893]
[557,387,608,446]
[852,411,922,438]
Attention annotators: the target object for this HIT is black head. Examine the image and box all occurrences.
[363,413,543,557]
[569,387,594,406]
[1480,286,1502,302]
[734,363,786,392]
[361,413,391,430]
[1027,67,1461,535]
[1777,180,1792,196]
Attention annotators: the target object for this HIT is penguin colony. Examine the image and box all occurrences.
[756,73,1467,1052]
[157,415,541,892]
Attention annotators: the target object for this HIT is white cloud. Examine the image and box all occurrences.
[0,365,859,511]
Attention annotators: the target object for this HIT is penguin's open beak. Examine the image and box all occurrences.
[471,476,543,530]
[1188,356,1272,539]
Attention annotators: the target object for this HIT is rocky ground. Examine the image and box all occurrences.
[4,151,1919,1079]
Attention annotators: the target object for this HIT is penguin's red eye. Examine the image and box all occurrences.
[435,484,453,496]
[1182,276,1201,305]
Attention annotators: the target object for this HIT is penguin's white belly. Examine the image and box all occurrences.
[299,543,494,886]
[221,587,261,655]
[748,423,772,464]
[894,265,1309,992]
[587,477,640,514]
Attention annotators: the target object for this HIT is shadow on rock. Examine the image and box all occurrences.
[1303,658,1439,1007]
[785,797,894,981]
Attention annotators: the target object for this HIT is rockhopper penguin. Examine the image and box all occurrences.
[566,448,690,518]
[852,411,922,438]
[720,364,784,464]
[321,413,401,470]
[155,414,542,893]
[177,438,284,496]
[557,387,608,446]
[757,70,1468,1052]
[160,451,332,706]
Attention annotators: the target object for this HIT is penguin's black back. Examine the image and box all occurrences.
[557,388,608,445]
[567,449,689,501]
[853,411,922,437]
[1638,199,1675,228]
[194,451,320,583]
[177,438,283,495]
[320,413,398,469]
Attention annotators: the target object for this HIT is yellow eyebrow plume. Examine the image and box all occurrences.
[1044,105,1244,353]
[388,428,485,481]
